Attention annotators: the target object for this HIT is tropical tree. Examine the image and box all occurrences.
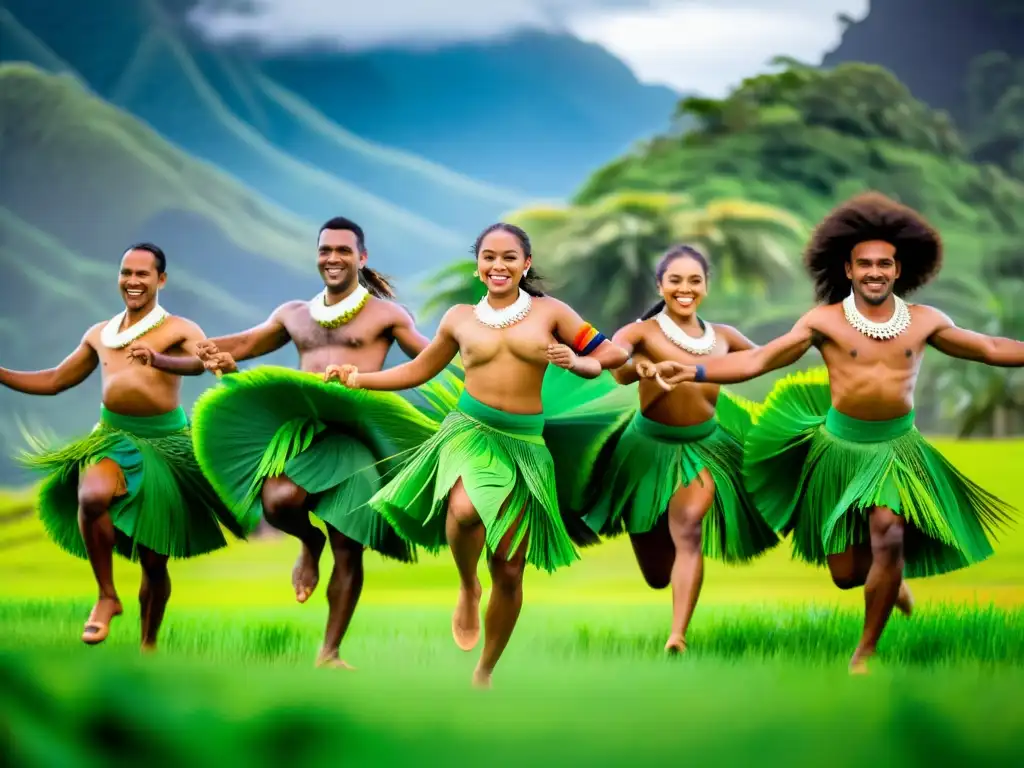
[539,191,808,330]
[924,272,1024,437]
[418,191,809,336]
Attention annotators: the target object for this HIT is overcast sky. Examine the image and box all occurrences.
[188,0,870,97]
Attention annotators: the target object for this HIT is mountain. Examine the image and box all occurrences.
[821,0,1024,178]
[258,31,682,197]
[821,0,1024,125]
[0,64,323,484]
[0,0,514,271]
[0,0,680,250]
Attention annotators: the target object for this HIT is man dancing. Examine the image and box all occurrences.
[1,243,247,649]
[665,192,1022,672]
[142,216,440,668]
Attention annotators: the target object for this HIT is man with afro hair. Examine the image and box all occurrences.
[661,191,1023,673]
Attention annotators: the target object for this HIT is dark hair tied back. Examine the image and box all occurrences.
[359,266,397,299]
[472,222,546,297]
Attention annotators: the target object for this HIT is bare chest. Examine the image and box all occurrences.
[284,306,389,353]
[455,313,554,366]
[643,328,731,364]
[96,328,180,376]
[822,324,924,372]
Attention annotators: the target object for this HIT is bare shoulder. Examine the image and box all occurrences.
[443,303,474,323]
[623,318,655,341]
[534,295,572,315]
[710,323,756,350]
[82,321,105,346]
[275,299,308,318]
[370,296,414,323]
[167,314,203,334]
[908,302,954,334]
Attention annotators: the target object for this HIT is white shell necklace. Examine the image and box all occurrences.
[655,310,717,355]
[100,304,168,349]
[308,284,370,328]
[842,292,911,340]
[474,288,532,329]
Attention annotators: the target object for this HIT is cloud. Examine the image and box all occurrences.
[571,0,869,96]
[187,0,654,51]
[187,0,869,96]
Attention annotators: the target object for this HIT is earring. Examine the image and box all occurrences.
[524,267,530,276]
[472,270,479,278]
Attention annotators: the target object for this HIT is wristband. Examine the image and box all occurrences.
[694,364,706,383]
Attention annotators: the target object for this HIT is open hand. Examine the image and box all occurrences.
[325,364,359,388]
[195,340,220,361]
[203,352,238,376]
[546,343,578,371]
[126,344,154,366]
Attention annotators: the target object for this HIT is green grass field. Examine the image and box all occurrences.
[2,439,1023,766]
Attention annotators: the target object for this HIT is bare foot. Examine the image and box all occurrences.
[896,580,914,617]
[664,634,687,655]
[315,653,356,670]
[452,580,482,651]
[292,530,326,603]
[848,648,874,675]
[472,667,492,689]
[81,597,123,645]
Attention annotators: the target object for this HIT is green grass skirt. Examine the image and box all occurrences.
[18,406,246,562]
[743,368,1017,578]
[544,385,779,562]
[369,366,620,572]
[189,366,448,563]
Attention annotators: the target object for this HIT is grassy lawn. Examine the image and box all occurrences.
[1,439,1022,766]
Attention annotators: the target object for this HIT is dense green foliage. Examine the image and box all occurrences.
[424,62,1023,434]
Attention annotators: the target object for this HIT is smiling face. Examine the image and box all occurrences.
[317,227,366,293]
[659,254,708,321]
[476,229,531,300]
[845,240,900,306]
[118,249,166,312]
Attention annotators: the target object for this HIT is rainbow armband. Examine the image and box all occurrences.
[571,323,607,356]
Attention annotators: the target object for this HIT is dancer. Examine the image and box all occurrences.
[554,245,779,654]
[664,192,1022,672]
[137,216,441,669]
[1,243,247,649]
[329,222,629,687]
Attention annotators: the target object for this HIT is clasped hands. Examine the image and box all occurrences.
[634,360,697,390]
[324,364,360,388]
[194,341,237,375]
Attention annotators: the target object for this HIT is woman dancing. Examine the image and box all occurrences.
[557,245,779,653]
[327,222,628,686]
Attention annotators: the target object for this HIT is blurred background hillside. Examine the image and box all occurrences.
[1,0,1022,484]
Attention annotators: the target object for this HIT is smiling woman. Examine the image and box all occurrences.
[547,243,778,655]
[325,221,630,687]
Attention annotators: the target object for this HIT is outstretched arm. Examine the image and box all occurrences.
[390,304,432,359]
[666,312,818,385]
[0,331,99,395]
[550,300,630,379]
[338,310,460,391]
[205,306,292,362]
[927,310,1024,367]
[608,324,649,385]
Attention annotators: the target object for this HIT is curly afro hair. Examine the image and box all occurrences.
[804,192,942,304]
